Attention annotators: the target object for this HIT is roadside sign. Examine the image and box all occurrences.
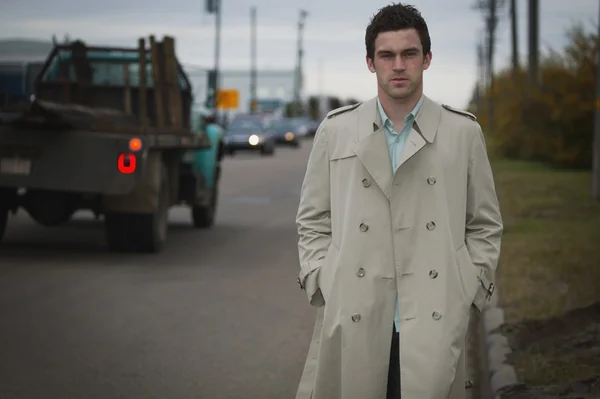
[216,89,239,109]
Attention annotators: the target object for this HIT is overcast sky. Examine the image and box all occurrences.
[0,0,597,107]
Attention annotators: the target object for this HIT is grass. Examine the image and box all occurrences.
[490,155,600,386]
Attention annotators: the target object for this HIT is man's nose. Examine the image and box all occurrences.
[392,55,406,71]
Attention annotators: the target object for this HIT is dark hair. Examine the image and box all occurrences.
[365,3,431,60]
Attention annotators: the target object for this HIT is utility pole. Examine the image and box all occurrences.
[487,0,497,133]
[293,9,308,115]
[510,0,519,73]
[250,6,257,114]
[318,57,327,120]
[592,0,600,201]
[204,0,222,113]
[472,0,504,132]
[527,0,539,85]
[214,0,222,111]
[477,36,485,111]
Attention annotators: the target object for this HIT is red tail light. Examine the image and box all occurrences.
[118,153,136,174]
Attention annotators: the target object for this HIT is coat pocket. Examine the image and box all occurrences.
[454,243,480,308]
[318,242,340,303]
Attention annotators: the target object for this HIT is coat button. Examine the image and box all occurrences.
[427,176,436,185]
[426,221,436,230]
[362,178,371,187]
[357,268,365,277]
[432,311,442,320]
[359,223,369,232]
[351,313,361,322]
[429,270,438,279]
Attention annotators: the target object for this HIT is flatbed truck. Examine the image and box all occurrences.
[0,36,224,253]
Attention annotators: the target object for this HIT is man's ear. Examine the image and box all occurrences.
[423,51,432,70]
[366,56,376,73]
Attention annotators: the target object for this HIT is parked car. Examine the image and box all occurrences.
[223,115,275,156]
[268,119,302,148]
[289,116,320,137]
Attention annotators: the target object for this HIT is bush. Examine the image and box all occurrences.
[475,24,598,169]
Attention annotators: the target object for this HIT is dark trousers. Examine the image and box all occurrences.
[386,325,401,398]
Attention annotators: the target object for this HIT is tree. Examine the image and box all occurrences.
[307,96,320,120]
[475,23,598,169]
[328,96,342,111]
[285,101,305,117]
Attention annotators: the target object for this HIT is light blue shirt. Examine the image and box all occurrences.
[376,95,424,331]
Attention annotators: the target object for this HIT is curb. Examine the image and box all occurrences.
[481,291,520,398]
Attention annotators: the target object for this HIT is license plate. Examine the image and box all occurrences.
[0,158,31,175]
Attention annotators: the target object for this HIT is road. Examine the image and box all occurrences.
[0,139,485,399]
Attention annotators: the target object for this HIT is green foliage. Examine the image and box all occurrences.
[285,101,305,117]
[307,96,320,120]
[328,96,342,110]
[476,23,598,169]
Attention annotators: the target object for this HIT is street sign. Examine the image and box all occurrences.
[216,89,239,109]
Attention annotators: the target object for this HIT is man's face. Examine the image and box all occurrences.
[366,28,432,101]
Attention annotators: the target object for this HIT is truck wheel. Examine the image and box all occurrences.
[105,165,169,253]
[0,208,8,243]
[191,167,219,228]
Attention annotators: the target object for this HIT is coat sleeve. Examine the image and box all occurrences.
[296,121,331,307]
[465,124,503,312]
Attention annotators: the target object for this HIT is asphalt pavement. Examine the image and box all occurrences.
[0,139,485,399]
[0,144,315,399]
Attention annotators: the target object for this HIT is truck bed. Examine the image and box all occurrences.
[0,124,210,195]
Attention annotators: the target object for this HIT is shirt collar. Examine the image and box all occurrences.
[376,94,424,130]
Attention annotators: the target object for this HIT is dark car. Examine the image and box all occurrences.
[223,116,276,156]
[268,119,302,148]
[289,116,320,137]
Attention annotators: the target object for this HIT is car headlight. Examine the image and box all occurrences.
[285,132,295,141]
[248,134,260,145]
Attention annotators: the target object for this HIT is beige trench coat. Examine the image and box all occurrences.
[295,96,503,399]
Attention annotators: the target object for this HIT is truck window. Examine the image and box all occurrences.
[41,49,190,90]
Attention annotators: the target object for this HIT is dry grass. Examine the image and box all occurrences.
[490,156,600,386]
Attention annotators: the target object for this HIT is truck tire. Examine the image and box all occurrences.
[104,165,169,253]
[191,166,219,228]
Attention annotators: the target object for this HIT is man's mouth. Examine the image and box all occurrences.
[391,77,408,82]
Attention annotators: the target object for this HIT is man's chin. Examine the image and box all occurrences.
[386,89,413,100]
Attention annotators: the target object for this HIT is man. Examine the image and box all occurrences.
[295,3,502,399]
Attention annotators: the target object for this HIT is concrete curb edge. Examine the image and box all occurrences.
[481,292,520,398]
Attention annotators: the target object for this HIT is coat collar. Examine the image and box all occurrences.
[352,95,441,200]
[366,95,440,143]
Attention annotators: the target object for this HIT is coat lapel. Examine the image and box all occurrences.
[352,97,394,200]
[398,95,441,167]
